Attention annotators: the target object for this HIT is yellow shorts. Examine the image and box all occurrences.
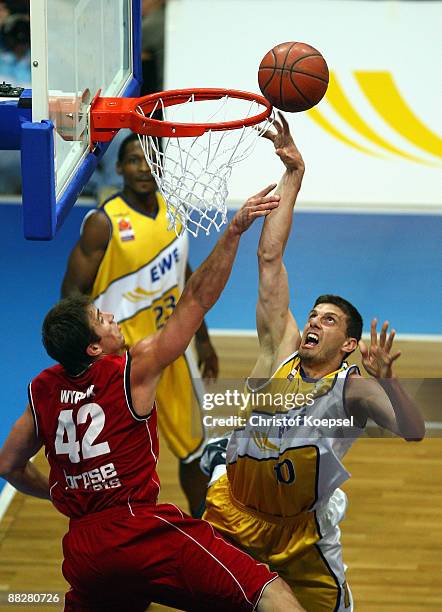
[155,347,206,463]
[204,474,352,611]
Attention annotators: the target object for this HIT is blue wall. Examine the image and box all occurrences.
[188,211,442,335]
[1,202,441,490]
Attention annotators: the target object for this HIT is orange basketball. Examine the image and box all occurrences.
[258,42,329,112]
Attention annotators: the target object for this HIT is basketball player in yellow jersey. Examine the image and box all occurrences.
[61,134,217,516]
[203,115,426,610]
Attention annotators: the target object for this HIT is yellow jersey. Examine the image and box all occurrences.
[91,192,188,346]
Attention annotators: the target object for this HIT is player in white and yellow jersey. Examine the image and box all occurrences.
[202,115,425,611]
[61,134,218,516]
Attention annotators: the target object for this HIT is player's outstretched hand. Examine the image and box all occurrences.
[359,319,401,379]
[260,112,304,173]
[230,183,280,235]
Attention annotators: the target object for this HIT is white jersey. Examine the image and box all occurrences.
[226,352,364,517]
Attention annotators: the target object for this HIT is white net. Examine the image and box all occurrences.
[137,93,273,237]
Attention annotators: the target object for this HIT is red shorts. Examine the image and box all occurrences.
[62,503,277,611]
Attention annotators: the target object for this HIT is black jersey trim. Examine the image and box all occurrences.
[313,542,342,612]
[313,509,323,540]
[27,382,39,438]
[123,352,151,421]
[119,192,160,220]
[100,191,122,209]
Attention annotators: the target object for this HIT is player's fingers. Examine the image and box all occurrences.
[251,199,280,211]
[259,127,276,142]
[249,209,279,220]
[379,321,389,348]
[205,369,218,381]
[273,118,283,134]
[202,367,212,381]
[370,318,378,347]
[246,203,280,221]
[247,197,280,213]
[204,368,217,381]
[385,329,395,352]
[277,111,290,133]
[358,339,367,354]
[249,209,276,219]
[253,183,278,198]
[201,360,215,380]
[391,350,401,363]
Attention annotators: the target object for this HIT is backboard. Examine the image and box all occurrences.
[21,0,141,239]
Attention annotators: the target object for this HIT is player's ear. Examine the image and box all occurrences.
[116,161,123,176]
[342,337,358,354]
[86,342,102,358]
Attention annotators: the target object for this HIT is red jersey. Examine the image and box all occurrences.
[28,353,160,518]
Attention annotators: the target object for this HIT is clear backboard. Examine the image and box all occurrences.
[20,0,141,239]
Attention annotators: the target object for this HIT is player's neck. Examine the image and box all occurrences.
[122,187,158,216]
[300,358,343,380]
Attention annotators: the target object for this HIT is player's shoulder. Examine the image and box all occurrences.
[30,363,69,395]
[99,191,125,210]
[33,362,65,382]
[82,192,124,228]
[79,205,113,249]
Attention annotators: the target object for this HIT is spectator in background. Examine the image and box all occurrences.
[4,0,28,13]
[0,12,30,86]
[0,2,11,50]
[0,9,30,195]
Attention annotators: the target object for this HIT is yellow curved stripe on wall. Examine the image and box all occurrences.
[326,72,430,164]
[307,106,381,157]
[355,71,442,159]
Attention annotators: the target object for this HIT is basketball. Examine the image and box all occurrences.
[258,41,329,112]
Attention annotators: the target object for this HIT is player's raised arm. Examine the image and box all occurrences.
[250,114,305,381]
[185,263,219,381]
[129,187,280,416]
[347,320,426,441]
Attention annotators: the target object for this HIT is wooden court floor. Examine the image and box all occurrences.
[0,336,441,611]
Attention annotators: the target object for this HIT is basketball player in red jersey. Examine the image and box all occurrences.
[0,184,305,611]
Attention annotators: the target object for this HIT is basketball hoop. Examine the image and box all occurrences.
[90,89,273,236]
